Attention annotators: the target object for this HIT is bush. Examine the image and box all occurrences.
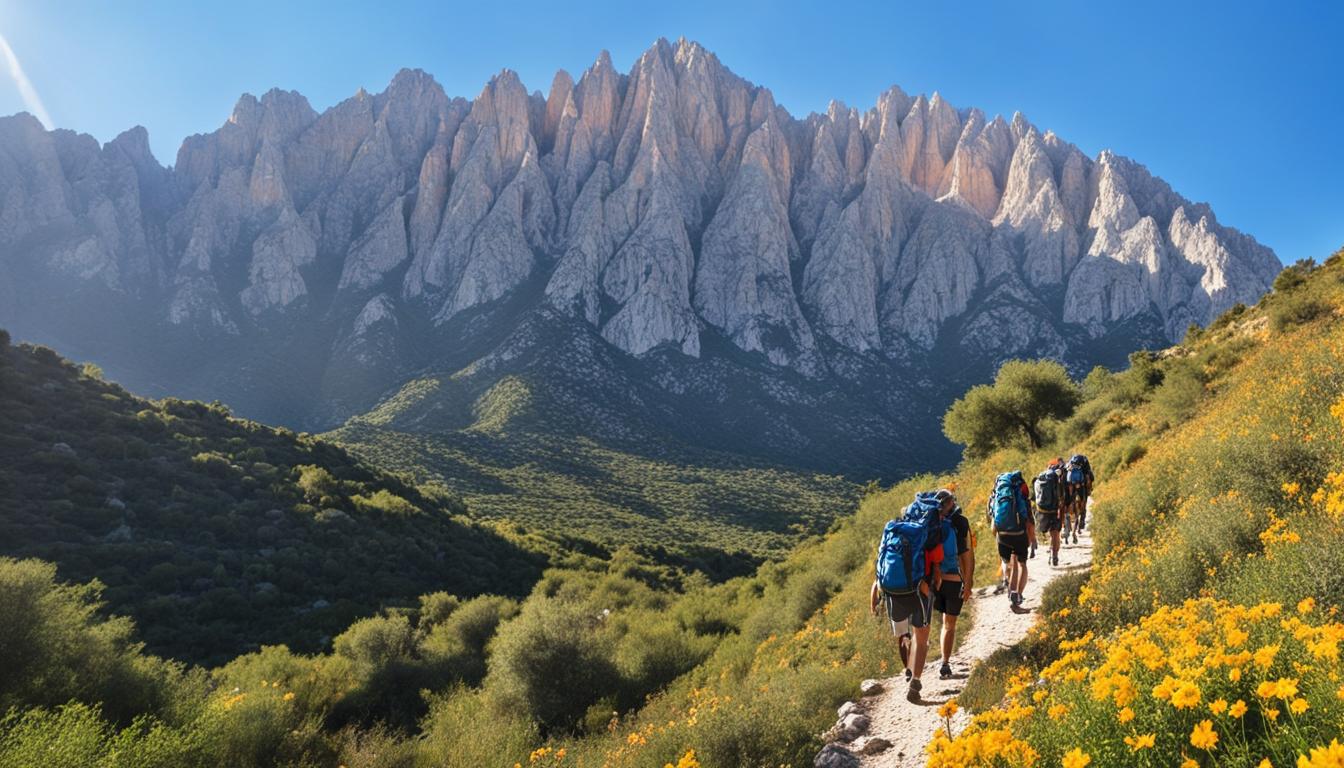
[944,360,1081,455]
[1272,257,1317,293]
[485,600,621,732]
[420,595,519,685]
[932,599,1344,767]
[1271,292,1331,331]
[0,559,180,723]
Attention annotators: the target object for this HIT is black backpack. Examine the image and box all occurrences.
[1034,471,1060,511]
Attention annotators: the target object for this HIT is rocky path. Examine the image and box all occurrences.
[817,522,1094,768]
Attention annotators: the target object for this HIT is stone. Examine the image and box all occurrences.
[852,736,892,755]
[837,700,861,719]
[837,712,870,740]
[813,743,860,768]
[859,679,884,696]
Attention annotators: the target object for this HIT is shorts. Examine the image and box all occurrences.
[998,534,1029,562]
[934,578,965,617]
[883,587,932,635]
[1037,511,1061,533]
[1066,485,1090,504]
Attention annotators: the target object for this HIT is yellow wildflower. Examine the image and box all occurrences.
[1171,680,1202,709]
[1254,644,1280,669]
[1124,733,1156,751]
[1061,747,1091,768]
[1299,740,1344,768]
[1190,719,1219,751]
[1291,697,1310,715]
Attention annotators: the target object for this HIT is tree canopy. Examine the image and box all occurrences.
[942,359,1081,456]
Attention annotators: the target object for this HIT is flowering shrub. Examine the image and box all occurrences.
[930,598,1344,766]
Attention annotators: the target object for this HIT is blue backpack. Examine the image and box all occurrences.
[1067,455,1089,485]
[875,493,941,593]
[938,513,960,575]
[992,472,1028,533]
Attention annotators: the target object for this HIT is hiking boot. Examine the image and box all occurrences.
[1008,591,1018,605]
[1030,546,1037,559]
[939,663,953,679]
[1051,553,1059,567]
[907,677,922,703]
[993,579,1007,595]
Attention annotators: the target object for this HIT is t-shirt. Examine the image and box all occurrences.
[949,510,971,556]
[941,509,972,576]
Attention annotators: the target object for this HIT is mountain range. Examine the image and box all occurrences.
[0,37,1280,481]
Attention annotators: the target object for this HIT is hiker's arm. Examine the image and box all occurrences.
[869,581,881,616]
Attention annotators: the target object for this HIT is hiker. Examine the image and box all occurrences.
[1064,454,1095,538]
[988,471,1034,607]
[933,494,974,680]
[1034,461,1064,566]
[870,489,956,702]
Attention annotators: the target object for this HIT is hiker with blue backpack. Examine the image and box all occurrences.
[1064,454,1094,538]
[869,489,957,703]
[988,471,1035,607]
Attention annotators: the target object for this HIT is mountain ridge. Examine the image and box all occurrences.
[0,37,1279,479]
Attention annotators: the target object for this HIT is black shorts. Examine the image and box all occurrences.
[998,534,1029,561]
[934,578,965,617]
[1037,511,1061,533]
[883,588,932,632]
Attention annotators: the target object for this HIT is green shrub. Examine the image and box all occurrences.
[416,688,536,768]
[485,599,621,732]
[944,360,1081,455]
[1271,291,1332,331]
[0,559,180,723]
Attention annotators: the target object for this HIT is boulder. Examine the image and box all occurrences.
[837,712,870,740]
[813,744,860,768]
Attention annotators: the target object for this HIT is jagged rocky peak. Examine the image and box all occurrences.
[0,38,1280,389]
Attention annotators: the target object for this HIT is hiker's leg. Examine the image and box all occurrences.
[941,613,957,660]
[912,624,931,680]
[1016,558,1029,596]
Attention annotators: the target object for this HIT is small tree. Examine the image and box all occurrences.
[943,359,1080,456]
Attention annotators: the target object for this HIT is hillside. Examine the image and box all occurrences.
[0,38,1277,498]
[3,255,1336,767]
[0,332,546,664]
[325,310,861,568]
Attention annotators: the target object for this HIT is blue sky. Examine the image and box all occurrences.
[0,0,1338,264]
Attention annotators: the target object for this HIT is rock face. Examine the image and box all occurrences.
[0,39,1279,476]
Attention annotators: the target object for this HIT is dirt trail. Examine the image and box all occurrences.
[856,525,1094,767]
